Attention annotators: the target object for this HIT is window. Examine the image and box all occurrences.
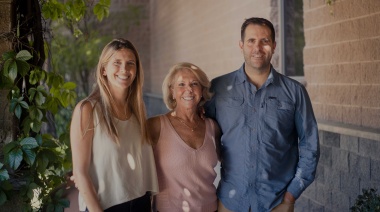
[281,0,305,78]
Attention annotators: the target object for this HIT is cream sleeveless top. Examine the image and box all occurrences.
[78,104,159,211]
[153,115,218,212]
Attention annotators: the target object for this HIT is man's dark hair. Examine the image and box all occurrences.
[241,17,275,42]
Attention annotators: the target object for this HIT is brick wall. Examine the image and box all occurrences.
[297,0,380,211]
[303,0,380,129]
[296,128,380,211]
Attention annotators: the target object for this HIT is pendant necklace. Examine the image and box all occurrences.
[171,111,199,132]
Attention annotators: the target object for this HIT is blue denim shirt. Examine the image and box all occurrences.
[205,64,320,211]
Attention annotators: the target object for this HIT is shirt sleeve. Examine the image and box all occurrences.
[286,84,320,199]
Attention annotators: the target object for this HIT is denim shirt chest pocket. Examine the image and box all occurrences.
[263,97,295,133]
[215,96,245,129]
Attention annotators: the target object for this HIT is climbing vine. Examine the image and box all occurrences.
[0,0,110,210]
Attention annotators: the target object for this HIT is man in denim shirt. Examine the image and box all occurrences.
[205,17,320,212]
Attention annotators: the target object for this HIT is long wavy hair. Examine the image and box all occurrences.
[84,38,149,144]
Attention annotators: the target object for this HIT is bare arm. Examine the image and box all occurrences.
[146,116,161,146]
[70,101,102,212]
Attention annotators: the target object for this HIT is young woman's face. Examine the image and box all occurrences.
[103,48,137,92]
[171,69,203,110]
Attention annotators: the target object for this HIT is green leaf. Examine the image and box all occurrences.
[73,28,83,38]
[35,91,46,106]
[69,90,77,106]
[23,149,36,166]
[37,155,49,173]
[19,101,29,109]
[62,82,76,90]
[16,60,30,77]
[15,50,33,61]
[14,105,22,119]
[2,51,16,60]
[43,149,59,162]
[42,1,65,20]
[29,70,39,85]
[28,87,37,101]
[8,148,23,170]
[30,120,42,133]
[37,85,48,95]
[26,183,35,199]
[0,190,7,205]
[29,106,43,121]
[35,134,42,146]
[20,137,38,149]
[41,139,59,148]
[9,98,18,113]
[0,169,9,181]
[46,97,60,114]
[93,3,109,21]
[3,142,17,154]
[2,59,12,77]
[8,60,17,82]
[48,73,64,88]
[22,117,32,135]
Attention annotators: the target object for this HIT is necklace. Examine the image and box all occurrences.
[171,111,200,132]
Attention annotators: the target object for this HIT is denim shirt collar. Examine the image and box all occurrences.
[236,63,277,88]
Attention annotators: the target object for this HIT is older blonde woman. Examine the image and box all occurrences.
[70,38,158,212]
[148,62,221,212]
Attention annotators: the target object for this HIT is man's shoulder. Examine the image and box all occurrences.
[275,71,304,89]
[212,70,239,85]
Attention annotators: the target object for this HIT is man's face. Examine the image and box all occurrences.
[239,24,276,73]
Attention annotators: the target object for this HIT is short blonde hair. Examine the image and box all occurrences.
[162,62,212,110]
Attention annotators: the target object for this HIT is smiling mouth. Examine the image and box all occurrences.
[117,75,130,80]
[252,54,264,58]
[182,97,194,100]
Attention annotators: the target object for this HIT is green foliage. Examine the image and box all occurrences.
[0,0,113,208]
[42,0,111,37]
[0,48,75,210]
[351,188,380,212]
[50,33,110,97]
[93,0,111,21]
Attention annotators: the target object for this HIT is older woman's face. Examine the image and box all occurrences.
[171,69,202,110]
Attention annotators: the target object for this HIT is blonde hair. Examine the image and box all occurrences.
[83,38,149,144]
[162,62,212,110]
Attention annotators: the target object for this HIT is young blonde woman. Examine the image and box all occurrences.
[70,38,158,212]
[148,62,221,212]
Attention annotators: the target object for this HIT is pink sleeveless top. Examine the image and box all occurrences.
[154,115,218,212]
